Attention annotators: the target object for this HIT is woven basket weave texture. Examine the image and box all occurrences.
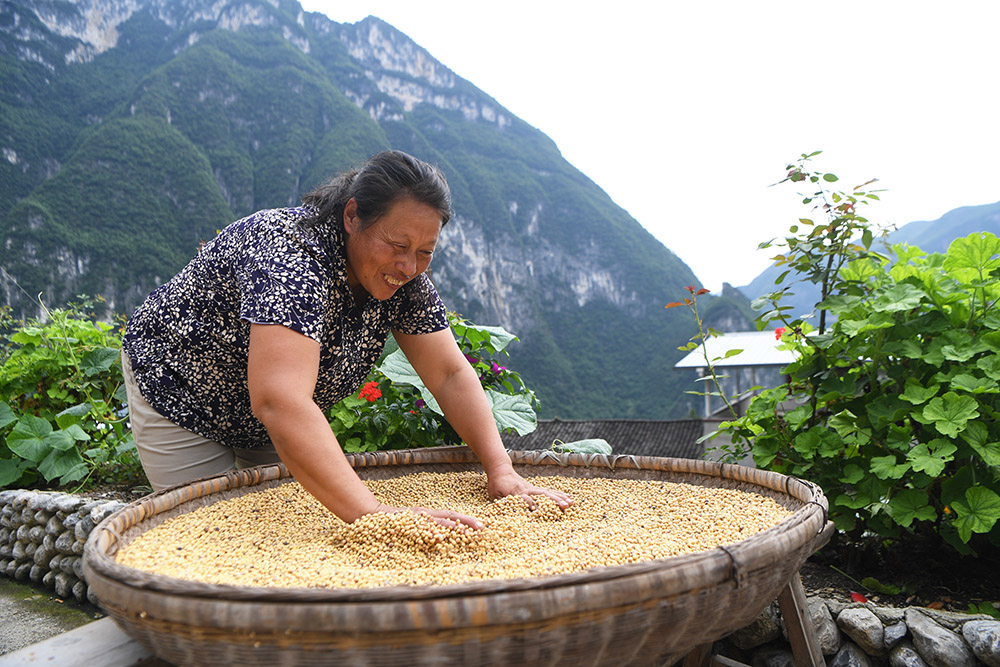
[83,447,832,666]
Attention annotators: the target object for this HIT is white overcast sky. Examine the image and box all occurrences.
[298,1,1000,292]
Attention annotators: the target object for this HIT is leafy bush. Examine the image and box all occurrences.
[0,305,538,490]
[327,313,539,452]
[0,300,142,490]
[715,154,1000,555]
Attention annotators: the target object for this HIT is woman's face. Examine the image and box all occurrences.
[343,196,443,301]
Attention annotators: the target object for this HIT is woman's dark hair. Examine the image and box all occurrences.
[303,150,452,229]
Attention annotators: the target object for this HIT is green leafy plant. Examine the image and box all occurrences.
[666,285,754,463]
[326,313,539,452]
[0,299,144,490]
[966,602,1000,619]
[551,439,613,455]
[716,154,1000,555]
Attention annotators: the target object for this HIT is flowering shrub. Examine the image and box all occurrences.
[703,154,1000,555]
[326,313,538,453]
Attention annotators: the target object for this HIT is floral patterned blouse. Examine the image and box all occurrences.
[122,206,449,449]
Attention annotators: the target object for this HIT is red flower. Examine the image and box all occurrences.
[358,381,382,402]
[775,327,787,340]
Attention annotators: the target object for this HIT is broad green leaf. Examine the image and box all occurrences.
[785,405,813,430]
[866,396,909,430]
[871,284,925,313]
[885,425,913,452]
[0,403,15,430]
[752,436,780,467]
[378,349,422,386]
[829,410,860,438]
[884,338,924,359]
[378,349,443,414]
[6,416,53,463]
[861,577,902,595]
[942,345,980,363]
[871,455,910,480]
[371,412,389,432]
[793,426,841,459]
[58,462,89,486]
[921,392,980,438]
[55,403,92,429]
[950,374,999,394]
[552,438,612,455]
[485,391,536,436]
[900,380,939,405]
[942,466,975,508]
[960,423,1000,465]
[855,476,891,507]
[944,232,1000,275]
[453,322,518,354]
[80,346,120,376]
[45,430,77,452]
[341,437,363,453]
[907,439,957,477]
[819,294,863,314]
[888,489,936,528]
[839,464,866,484]
[969,440,1000,467]
[10,328,42,345]
[977,355,1000,381]
[981,331,1000,354]
[62,424,91,442]
[114,435,136,456]
[0,457,31,486]
[952,486,1000,542]
[835,492,866,511]
[942,330,989,360]
[37,446,85,482]
[839,312,895,337]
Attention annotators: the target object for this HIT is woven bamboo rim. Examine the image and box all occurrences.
[82,447,833,666]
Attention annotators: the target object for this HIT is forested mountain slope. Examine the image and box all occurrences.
[1,0,701,418]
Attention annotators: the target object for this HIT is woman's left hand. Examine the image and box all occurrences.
[487,469,574,510]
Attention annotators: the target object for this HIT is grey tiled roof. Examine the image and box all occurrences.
[501,419,705,459]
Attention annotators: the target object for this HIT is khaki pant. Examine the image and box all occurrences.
[121,351,282,491]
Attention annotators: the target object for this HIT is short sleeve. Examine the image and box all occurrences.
[236,229,328,342]
[392,274,450,335]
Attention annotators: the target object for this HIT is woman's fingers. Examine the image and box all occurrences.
[411,507,483,530]
[523,485,574,509]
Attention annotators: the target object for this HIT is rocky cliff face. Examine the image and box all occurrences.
[1,0,700,418]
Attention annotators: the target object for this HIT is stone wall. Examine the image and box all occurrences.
[723,597,1000,666]
[0,489,125,606]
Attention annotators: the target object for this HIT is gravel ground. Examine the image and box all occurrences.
[0,577,103,655]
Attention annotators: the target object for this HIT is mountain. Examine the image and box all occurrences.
[740,200,1000,319]
[0,0,702,419]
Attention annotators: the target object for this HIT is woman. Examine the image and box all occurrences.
[121,150,571,529]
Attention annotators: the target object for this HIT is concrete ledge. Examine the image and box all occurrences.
[0,617,169,666]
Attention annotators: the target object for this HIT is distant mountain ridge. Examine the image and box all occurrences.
[1,0,701,419]
[739,200,1000,318]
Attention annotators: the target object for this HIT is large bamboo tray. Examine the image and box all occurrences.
[83,447,832,666]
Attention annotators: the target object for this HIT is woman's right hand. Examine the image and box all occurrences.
[376,503,484,530]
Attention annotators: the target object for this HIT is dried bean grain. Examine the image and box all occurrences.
[116,472,791,589]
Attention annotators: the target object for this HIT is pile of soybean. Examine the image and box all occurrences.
[116,472,792,589]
